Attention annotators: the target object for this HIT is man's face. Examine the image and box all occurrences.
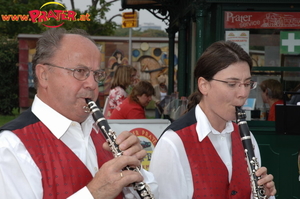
[37,34,101,122]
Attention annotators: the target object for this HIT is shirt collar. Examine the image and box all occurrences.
[195,105,234,142]
[32,95,94,139]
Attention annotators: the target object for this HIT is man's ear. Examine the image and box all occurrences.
[198,77,209,96]
[35,63,49,87]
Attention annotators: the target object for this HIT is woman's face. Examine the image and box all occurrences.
[131,71,137,85]
[199,61,252,128]
[261,89,268,103]
[137,94,152,107]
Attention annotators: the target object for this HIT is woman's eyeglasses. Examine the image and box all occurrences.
[211,78,257,90]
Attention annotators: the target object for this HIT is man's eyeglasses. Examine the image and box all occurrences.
[211,78,257,90]
[44,63,106,83]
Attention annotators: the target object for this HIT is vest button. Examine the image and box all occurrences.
[231,190,238,195]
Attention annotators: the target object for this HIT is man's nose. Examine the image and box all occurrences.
[84,73,97,90]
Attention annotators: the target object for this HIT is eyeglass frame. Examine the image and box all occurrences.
[43,63,106,83]
[211,78,257,90]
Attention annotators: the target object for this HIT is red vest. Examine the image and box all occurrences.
[13,120,123,199]
[176,123,251,198]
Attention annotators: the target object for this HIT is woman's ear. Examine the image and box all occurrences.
[35,63,49,88]
[198,77,209,96]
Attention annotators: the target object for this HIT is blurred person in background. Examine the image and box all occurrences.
[287,83,300,105]
[153,75,168,118]
[110,80,154,119]
[260,79,283,121]
[105,65,137,117]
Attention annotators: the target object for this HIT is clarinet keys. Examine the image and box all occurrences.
[236,106,267,199]
[85,98,155,199]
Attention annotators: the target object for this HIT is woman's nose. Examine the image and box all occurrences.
[237,86,250,98]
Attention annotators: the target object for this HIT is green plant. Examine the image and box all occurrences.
[0,36,19,115]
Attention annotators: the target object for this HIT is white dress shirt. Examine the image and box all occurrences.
[0,95,158,199]
[149,105,275,199]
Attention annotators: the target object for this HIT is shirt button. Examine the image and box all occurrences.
[231,190,238,195]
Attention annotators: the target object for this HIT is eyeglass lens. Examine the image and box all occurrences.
[73,67,106,83]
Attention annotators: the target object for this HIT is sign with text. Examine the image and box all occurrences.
[280,31,300,54]
[108,119,170,170]
[225,12,300,29]
[225,31,249,53]
[122,11,138,28]
[1,2,90,28]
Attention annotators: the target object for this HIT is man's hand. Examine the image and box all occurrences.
[87,131,147,198]
[103,131,147,160]
[87,155,143,199]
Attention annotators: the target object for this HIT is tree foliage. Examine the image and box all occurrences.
[0,0,166,114]
[0,0,118,37]
[0,37,19,115]
[54,5,117,36]
[0,0,119,114]
[0,0,49,37]
[39,0,119,36]
[114,26,168,37]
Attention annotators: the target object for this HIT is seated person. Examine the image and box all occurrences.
[109,80,155,119]
[260,79,283,121]
[287,84,300,105]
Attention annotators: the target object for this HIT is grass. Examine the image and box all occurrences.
[0,109,20,127]
[0,103,157,127]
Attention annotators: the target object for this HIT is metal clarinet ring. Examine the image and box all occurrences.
[83,105,90,113]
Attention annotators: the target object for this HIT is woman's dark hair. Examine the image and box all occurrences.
[189,40,253,110]
[194,40,252,82]
[130,80,154,105]
[186,90,202,112]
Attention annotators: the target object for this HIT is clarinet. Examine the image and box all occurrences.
[85,98,155,199]
[236,106,267,199]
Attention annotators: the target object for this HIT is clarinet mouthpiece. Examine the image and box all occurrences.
[85,98,92,104]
